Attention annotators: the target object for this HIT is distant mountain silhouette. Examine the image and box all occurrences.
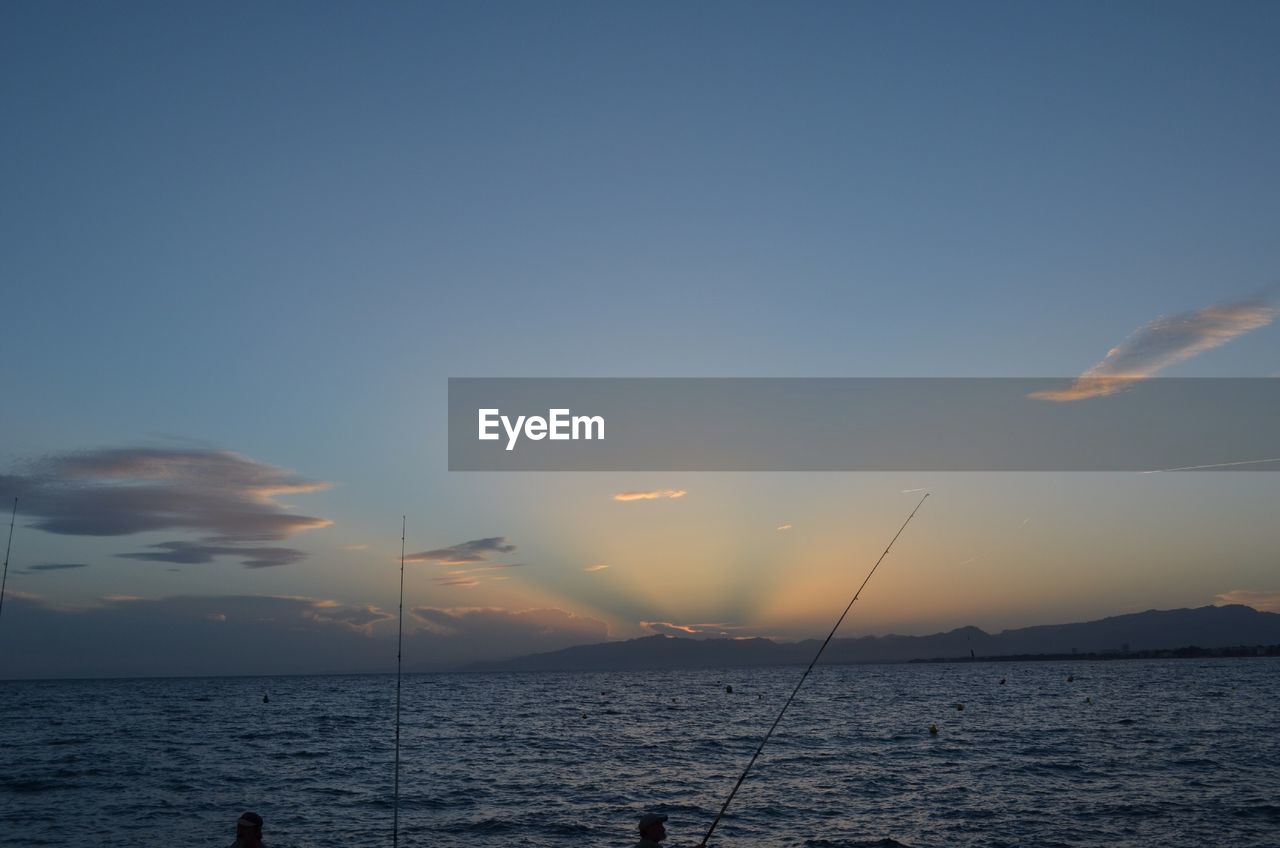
[463,604,1280,672]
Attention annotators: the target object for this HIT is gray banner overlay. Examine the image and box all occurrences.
[448,378,1280,471]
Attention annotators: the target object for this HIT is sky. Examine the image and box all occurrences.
[2,1,1279,677]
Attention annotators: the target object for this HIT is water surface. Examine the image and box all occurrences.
[2,659,1277,846]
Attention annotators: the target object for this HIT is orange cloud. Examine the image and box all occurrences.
[1214,589,1280,613]
[613,489,687,502]
[1031,299,1276,402]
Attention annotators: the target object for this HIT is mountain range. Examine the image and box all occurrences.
[462,604,1280,672]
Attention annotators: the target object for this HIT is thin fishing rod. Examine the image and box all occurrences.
[393,515,406,848]
[0,498,17,622]
[697,492,929,848]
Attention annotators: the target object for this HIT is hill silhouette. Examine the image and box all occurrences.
[462,604,1280,672]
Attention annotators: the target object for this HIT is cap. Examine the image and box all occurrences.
[237,812,263,829]
[638,813,668,831]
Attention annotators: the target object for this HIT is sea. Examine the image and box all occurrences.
[1,658,1277,847]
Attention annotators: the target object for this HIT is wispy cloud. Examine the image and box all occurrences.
[642,620,744,638]
[584,563,610,572]
[613,489,687,502]
[0,447,331,568]
[776,523,793,531]
[18,562,89,574]
[117,541,305,569]
[1031,298,1276,401]
[341,543,369,551]
[1214,589,1280,613]
[435,562,523,586]
[304,602,395,634]
[405,537,516,565]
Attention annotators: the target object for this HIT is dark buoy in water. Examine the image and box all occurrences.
[262,694,269,704]
[1086,696,1092,704]
[1067,674,1074,683]
[955,703,964,711]
[928,723,939,735]
[999,677,1006,685]
[725,685,733,694]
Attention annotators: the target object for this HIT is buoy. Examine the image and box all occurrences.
[999,677,1006,685]
[1067,674,1074,682]
[725,685,733,694]
[928,723,939,735]
[262,694,269,704]
[955,703,964,711]
[1086,697,1092,704]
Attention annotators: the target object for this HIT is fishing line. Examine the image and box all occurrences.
[394,515,405,848]
[0,498,17,622]
[697,492,929,848]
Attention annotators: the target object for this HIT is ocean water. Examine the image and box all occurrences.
[1,659,1277,847]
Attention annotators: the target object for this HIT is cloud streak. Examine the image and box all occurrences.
[116,541,306,569]
[584,564,610,572]
[1031,298,1276,401]
[612,489,687,502]
[19,562,89,573]
[406,537,516,565]
[641,620,744,638]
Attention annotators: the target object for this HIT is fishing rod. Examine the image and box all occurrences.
[0,498,17,622]
[393,515,405,848]
[697,492,929,848]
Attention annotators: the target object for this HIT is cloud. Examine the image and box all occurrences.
[405,536,516,565]
[341,544,369,551]
[304,602,395,634]
[584,564,610,572]
[1031,298,1276,401]
[1214,589,1280,613]
[435,563,523,586]
[403,538,522,588]
[116,541,306,569]
[612,489,687,502]
[776,524,793,531]
[0,447,331,567]
[641,621,743,639]
[18,562,89,574]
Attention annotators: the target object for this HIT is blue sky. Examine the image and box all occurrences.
[2,2,1278,675]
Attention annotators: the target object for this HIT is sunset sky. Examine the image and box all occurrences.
[2,2,1279,676]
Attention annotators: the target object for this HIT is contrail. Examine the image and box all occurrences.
[1140,457,1280,474]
